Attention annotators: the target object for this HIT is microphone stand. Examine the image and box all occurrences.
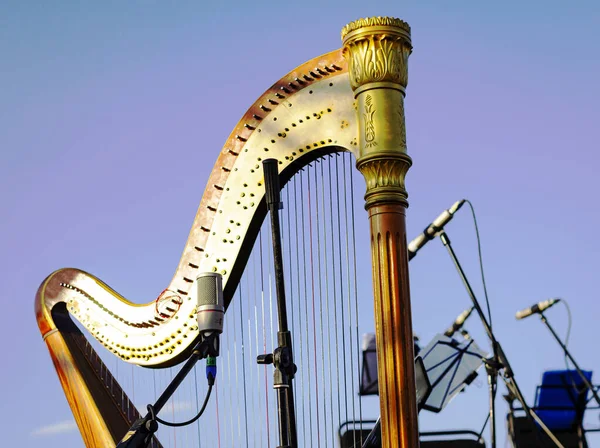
[257,159,298,448]
[438,231,564,448]
[538,312,600,406]
[115,333,219,448]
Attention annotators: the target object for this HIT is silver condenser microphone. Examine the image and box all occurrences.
[197,273,224,357]
[408,200,466,260]
[197,272,224,333]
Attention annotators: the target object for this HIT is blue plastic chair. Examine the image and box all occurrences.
[535,369,593,431]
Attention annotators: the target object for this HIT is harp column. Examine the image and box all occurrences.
[342,17,418,448]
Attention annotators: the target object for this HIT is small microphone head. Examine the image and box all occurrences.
[444,306,474,337]
[515,297,562,320]
[541,297,561,311]
[449,199,466,215]
[196,272,224,334]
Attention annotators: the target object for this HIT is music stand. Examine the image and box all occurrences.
[420,333,488,413]
[357,332,485,411]
[356,334,485,448]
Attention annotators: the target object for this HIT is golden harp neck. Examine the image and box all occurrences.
[36,48,357,446]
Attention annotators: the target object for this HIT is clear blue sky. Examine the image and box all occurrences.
[1,1,599,446]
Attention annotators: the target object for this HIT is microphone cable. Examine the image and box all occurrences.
[451,200,496,445]
[559,299,578,391]
[464,200,494,331]
[544,298,596,414]
[561,299,572,365]
[148,356,217,428]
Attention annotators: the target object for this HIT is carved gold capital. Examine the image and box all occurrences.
[341,16,412,94]
[342,17,413,209]
[356,152,412,208]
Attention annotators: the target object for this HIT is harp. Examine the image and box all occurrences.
[35,17,418,448]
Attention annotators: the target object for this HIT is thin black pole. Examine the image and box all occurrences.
[486,364,497,447]
[261,159,298,448]
[438,231,563,448]
[153,346,205,414]
[539,312,600,406]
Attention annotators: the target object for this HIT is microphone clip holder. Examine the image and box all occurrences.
[257,331,298,388]
[197,330,220,359]
[483,356,502,376]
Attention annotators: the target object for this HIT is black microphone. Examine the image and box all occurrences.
[196,272,224,358]
[515,298,561,320]
[444,306,475,338]
[408,199,466,260]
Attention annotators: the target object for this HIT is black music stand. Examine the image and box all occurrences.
[358,332,488,411]
[420,334,487,413]
[348,333,488,448]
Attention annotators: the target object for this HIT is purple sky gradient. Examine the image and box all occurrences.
[1,1,599,446]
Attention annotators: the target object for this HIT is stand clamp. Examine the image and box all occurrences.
[257,332,298,388]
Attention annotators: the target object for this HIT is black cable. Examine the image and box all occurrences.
[545,299,598,427]
[557,298,590,400]
[477,409,490,441]
[558,298,583,419]
[149,384,213,428]
[561,299,573,374]
[465,200,493,331]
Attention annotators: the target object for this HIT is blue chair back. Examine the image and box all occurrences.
[535,369,593,430]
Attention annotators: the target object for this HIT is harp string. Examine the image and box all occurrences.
[171,367,176,447]
[320,156,335,448]
[300,171,311,440]
[307,163,322,445]
[314,158,328,446]
[284,176,297,430]
[245,272,257,448]
[341,154,356,445]
[226,310,233,447]
[302,169,314,440]
[259,229,274,448]
[238,285,250,447]
[75,152,364,447]
[292,173,306,441]
[252,233,264,447]
[348,152,364,446]
[335,155,351,431]
[327,155,344,434]
[268,222,277,444]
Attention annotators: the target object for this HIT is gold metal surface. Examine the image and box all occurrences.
[343,16,419,448]
[44,329,116,447]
